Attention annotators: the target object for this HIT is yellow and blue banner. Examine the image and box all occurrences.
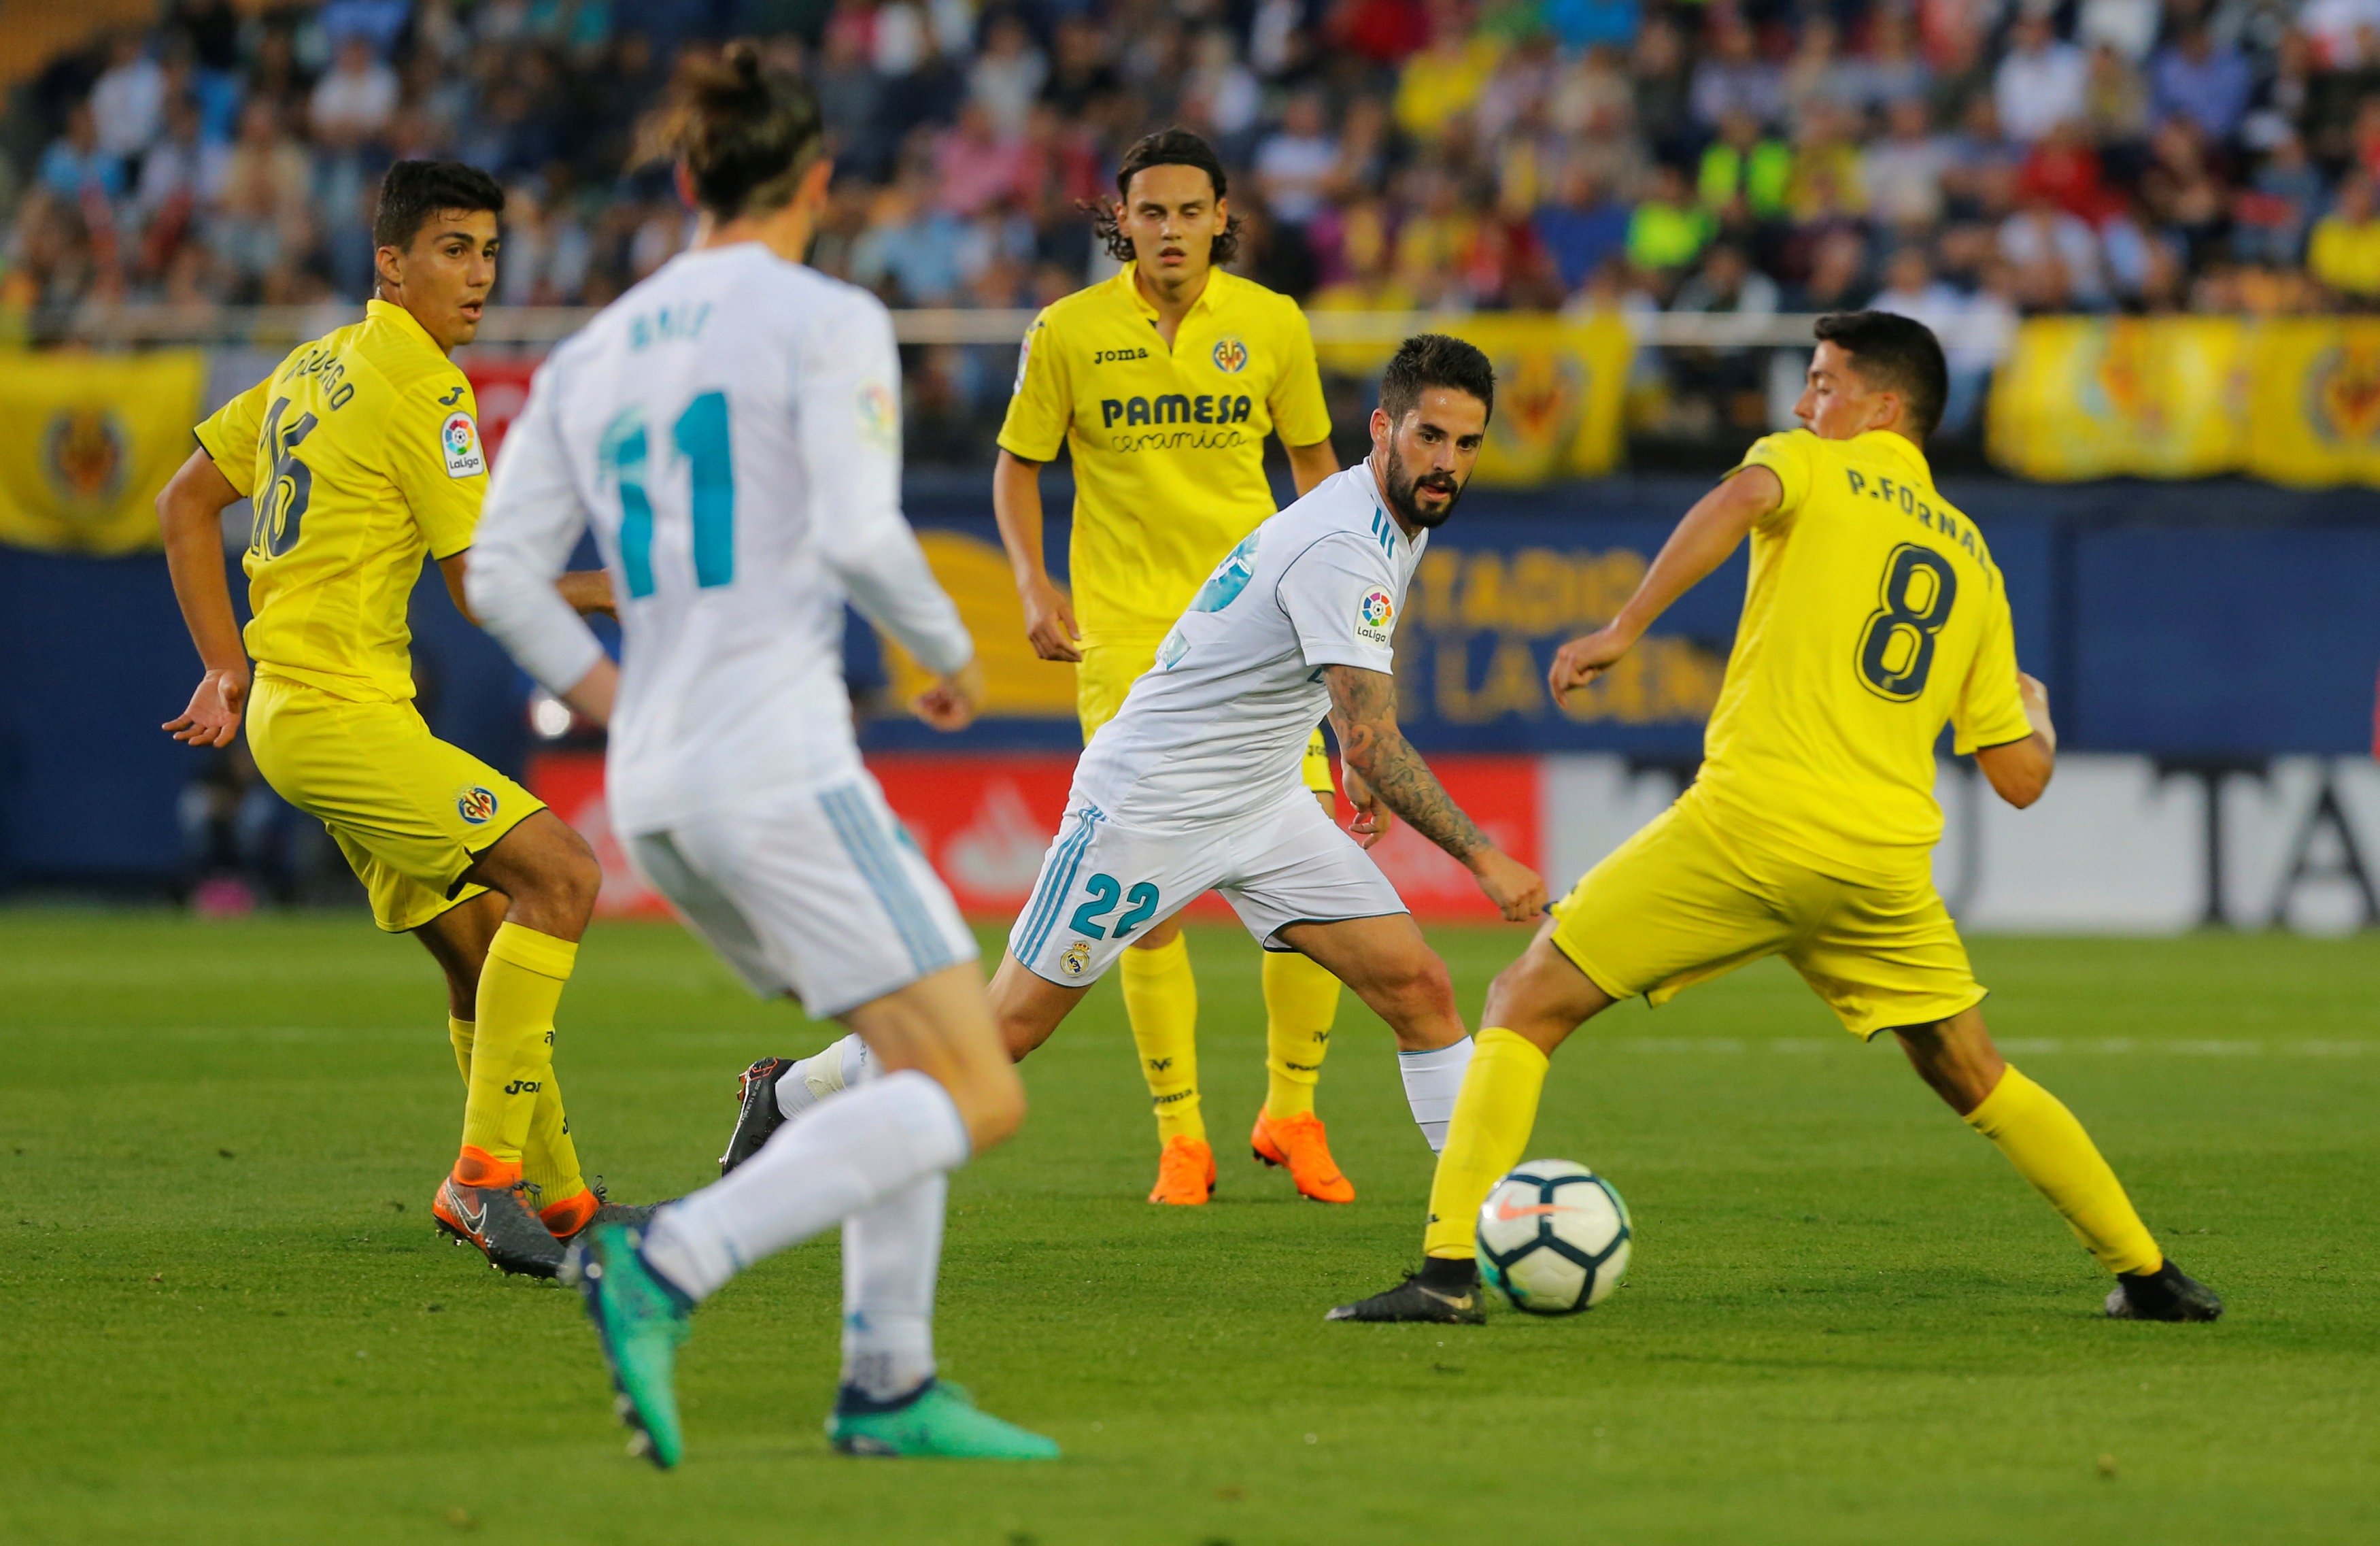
[0,350,207,554]
[1989,316,2380,487]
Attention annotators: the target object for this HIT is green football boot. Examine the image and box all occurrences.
[827,1380,1060,1460]
[562,1223,694,1469]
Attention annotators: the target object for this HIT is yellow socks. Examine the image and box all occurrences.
[1262,950,1340,1120]
[1423,1028,1549,1259]
[1121,933,1204,1145]
[447,1013,586,1212]
[458,923,577,1172]
[1964,1066,2162,1276]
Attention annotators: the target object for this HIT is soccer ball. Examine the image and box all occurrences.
[1476,1160,1632,1315]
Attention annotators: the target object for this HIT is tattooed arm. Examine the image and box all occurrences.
[1326,664,1546,922]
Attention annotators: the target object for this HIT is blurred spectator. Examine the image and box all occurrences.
[2150,23,2255,142]
[1542,0,1638,52]
[851,168,970,304]
[1690,17,1783,131]
[971,13,1048,137]
[1256,92,1340,229]
[934,101,1025,218]
[2077,0,2162,64]
[2002,180,2109,309]
[1630,16,1695,158]
[2310,171,2380,300]
[2083,42,2151,146]
[1535,159,1632,292]
[1627,162,1714,276]
[91,31,167,163]
[1699,108,1793,224]
[2234,133,2324,266]
[1395,1,1504,141]
[311,35,401,149]
[39,103,126,204]
[1865,97,1954,230]
[1996,13,2089,144]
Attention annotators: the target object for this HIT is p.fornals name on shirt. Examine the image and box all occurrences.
[1106,428,1253,454]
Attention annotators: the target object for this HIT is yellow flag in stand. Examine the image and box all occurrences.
[0,350,207,554]
[2244,319,2380,488]
[1986,317,2247,481]
[1304,312,1634,484]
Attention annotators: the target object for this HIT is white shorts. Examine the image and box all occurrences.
[1008,790,1406,988]
[626,773,979,1019]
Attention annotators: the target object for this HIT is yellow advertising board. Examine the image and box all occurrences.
[1310,313,1633,484]
[1986,317,2247,481]
[0,350,207,554]
[2242,320,2380,488]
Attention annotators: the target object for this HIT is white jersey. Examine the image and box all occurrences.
[467,243,972,835]
[1073,463,1426,833]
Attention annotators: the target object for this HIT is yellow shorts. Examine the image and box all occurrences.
[1078,638,1333,796]
[1549,794,1985,1040]
[245,672,544,933]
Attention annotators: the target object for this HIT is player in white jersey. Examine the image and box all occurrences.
[989,335,1548,1152]
[463,48,1055,1466]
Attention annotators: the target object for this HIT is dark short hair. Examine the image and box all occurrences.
[656,39,825,219]
[372,161,505,252]
[1379,333,1495,425]
[1814,310,1948,441]
[1088,128,1242,265]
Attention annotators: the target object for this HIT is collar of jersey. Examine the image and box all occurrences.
[1117,263,1226,327]
[1845,427,1933,482]
[366,297,445,357]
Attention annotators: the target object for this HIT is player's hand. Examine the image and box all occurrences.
[1548,624,1638,707]
[912,656,987,731]
[2016,671,2057,750]
[1467,845,1547,924]
[164,664,250,748]
[1342,767,1394,850]
[1020,573,1083,663]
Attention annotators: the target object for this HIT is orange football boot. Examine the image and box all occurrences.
[1148,1135,1216,1205]
[1251,1108,1355,1203]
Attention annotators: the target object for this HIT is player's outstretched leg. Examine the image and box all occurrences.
[1330,922,1611,1324]
[569,964,1054,1464]
[1897,1009,2222,1323]
[717,1035,874,1175]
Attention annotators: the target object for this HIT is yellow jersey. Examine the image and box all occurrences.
[194,299,486,703]
[1692,428,2034,886]
[996,265,1332,645]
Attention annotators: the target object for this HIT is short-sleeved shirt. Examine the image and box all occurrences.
[1072,464,1421,835]
[996,265,1332,647]
[1693,428,2033,886]
[194,299,485,702]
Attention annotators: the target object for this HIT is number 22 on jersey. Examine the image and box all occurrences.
[597,389,736,598]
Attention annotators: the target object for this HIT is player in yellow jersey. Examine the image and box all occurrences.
[154,161,641,1278]
[993,129,1355,1205]
[1333,312,2222,1325]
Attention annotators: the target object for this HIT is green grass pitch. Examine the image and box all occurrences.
[3,911,2376,1543]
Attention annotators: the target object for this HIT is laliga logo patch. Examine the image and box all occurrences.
[855,380,900,450]
[1211,336,1249,375]
[1355,588,1395,648]
[440,410,485,479]
[456,786,500,825]
[1059,941,1093,977]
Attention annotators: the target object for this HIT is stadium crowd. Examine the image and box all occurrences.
[3,0,2377,437]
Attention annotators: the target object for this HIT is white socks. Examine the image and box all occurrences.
[777,1032,872,1120]
[640,1069,970,1303]
[1397,1036,1474,1152]
[840,1172,946,1404]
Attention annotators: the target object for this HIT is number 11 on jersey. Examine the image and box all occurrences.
[596,390,736,598]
